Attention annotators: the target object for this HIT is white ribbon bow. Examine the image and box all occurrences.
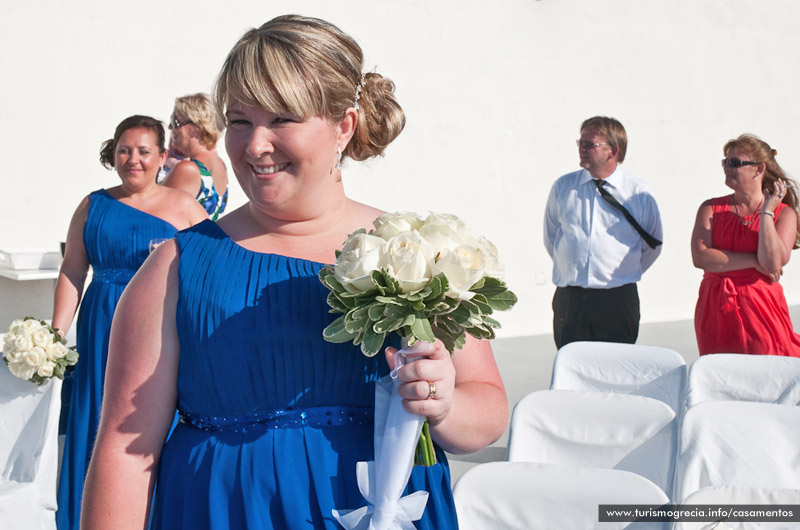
[333,348,430,530]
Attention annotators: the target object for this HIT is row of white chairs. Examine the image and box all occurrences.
[550,341,800,412]
[454,342,800,529]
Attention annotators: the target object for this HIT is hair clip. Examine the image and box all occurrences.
[353,73,366,110]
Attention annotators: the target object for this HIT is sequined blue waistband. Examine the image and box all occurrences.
[93,268,137,284]
[179,406,373,433]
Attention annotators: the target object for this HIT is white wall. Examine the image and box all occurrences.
[2,0,800,337]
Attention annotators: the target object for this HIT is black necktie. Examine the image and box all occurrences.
[593,179,662,249]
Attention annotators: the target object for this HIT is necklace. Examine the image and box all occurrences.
[732,196,764,227]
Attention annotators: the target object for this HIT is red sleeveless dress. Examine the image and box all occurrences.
[694,196,800,356]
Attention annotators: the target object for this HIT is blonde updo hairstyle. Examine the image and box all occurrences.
[724,133,800,247]
[214,14,405,162]
[174,93,224,150]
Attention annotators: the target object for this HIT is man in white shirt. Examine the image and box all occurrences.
[544,116,663,349]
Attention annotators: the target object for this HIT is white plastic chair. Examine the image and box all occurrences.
[0,363,61,530]
[508,389,677,497]
[674,401,800,503]
[673,485,800,530]
[686,353,800,409]
[550,341,687,414]
[454,461,670,530]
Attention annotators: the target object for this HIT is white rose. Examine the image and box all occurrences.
[433,246,486,300]
[8,360,36,381]
[8,319,24,335]
[14,334,34,352]
[385,231,433,292]
[4,349,24,363]
[46,341,68,360]
[335,233,387,294]
[475,236,505,279]
[418,212,477,252]
[372,212,425,240]
[24,347,47,369]
[37,361,56,378]
[21,319,43,334]
[4,331,18,349]
[32,328,52,348]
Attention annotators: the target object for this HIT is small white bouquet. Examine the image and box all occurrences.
[3,317,79,385]
[322,212,516,530]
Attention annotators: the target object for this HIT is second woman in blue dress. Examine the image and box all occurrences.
[82,16,508,530]
[52,115,207,530]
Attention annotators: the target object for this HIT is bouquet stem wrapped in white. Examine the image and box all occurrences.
[3,317,78,385]
[321,212,516,530]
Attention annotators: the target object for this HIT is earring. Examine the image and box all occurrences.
[336,146,343,170]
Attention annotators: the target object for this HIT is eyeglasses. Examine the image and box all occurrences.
[169,114,192,130]
[576,139,609,150]
[721,158,759,168]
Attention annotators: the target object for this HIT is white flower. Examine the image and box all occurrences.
[8,319,24,335]
[46,341,68,360]
[4,331,18,350]
[475,236,505,279]
[372,212,425,240]
[384,231,433,292]
[4,349,24,363]
[14,334,34,352]
[8,360,36,381]
[433,246,485,300]
[418,212,477,252]
[24,347,47,369]
[21,319,43,335]
[335,233,388,294]
[32,328,52,348]
[37,362,56,378]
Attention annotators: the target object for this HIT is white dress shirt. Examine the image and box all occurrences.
[544,167,663,288]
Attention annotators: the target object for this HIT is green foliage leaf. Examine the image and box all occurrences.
[367,303,385,321]
[373,316,404,334]
[326,292,351,313]
[360,326,386,357]
[470,276,507,296]
[469,293,493,315]
[322,316,358,343]
[410,315,436,343]
[435,315,462,335]
[466,324,495,341]
[486,290,518,311]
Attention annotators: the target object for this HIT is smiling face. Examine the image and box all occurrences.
[224,100,347,220]
[114,127,167,187]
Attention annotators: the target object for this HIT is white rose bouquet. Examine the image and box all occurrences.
[3,317,79,385]
[320,212,517,357]
[324,212,516,530]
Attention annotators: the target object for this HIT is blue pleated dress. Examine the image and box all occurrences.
[149,220,458,530]
[56,190,178,530]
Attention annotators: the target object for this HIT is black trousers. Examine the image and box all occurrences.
[552,283,640,350]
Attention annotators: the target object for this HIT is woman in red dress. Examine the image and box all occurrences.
[692,134,800,356]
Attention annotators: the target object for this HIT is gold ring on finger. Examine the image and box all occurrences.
[426,380,437,400]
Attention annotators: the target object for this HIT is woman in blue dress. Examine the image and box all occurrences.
[51,115,208,530]
[82,16,508,530]
[161,93,229,220]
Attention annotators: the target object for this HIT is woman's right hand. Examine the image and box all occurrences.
[755,262,782,282]
[763,179,788,214]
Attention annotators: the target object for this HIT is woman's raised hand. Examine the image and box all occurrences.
[763,179,788,213]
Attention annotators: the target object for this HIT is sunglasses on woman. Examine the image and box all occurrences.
[169,114,192,130]
[721,158,759,168]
